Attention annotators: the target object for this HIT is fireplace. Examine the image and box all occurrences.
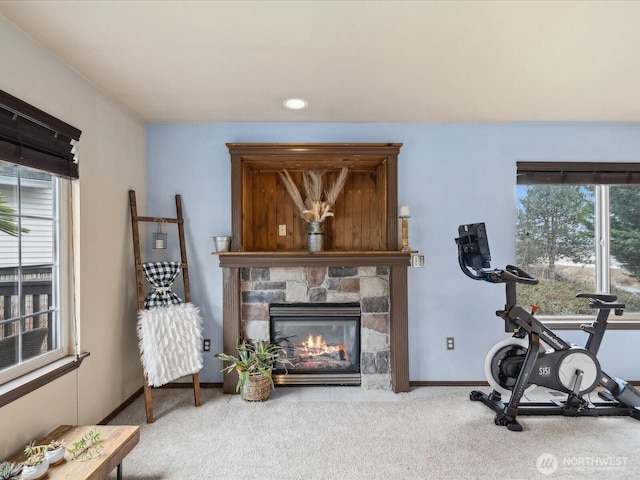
[270,303,361,385]
[218,255,411,393]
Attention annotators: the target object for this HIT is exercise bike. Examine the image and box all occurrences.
[455,222,640,431]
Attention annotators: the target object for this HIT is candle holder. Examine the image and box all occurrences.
[152,219,167,249]
[399,212,411,252]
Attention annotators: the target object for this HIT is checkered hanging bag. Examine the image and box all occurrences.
[142,261,183,309]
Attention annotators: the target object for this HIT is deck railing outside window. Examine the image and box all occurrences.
[0,264,52,368]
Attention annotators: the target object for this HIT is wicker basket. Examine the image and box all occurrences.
[241,373,272,402]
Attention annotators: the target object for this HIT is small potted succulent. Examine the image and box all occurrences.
[20,452,48,480]
[0,461,23,480]
[44,439,65,465]
[216,339,292,401]
[21,438,65,479]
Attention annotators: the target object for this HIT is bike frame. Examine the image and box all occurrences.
[497,278,624,419]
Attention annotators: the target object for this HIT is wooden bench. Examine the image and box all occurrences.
[11,425,140,480]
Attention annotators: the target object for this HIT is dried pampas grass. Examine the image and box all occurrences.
[325,166,349,206]
[279,167,349,222]
[279,170,307,214]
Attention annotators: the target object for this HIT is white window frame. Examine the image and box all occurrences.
[0,166,71,385]
[594,185,610,294]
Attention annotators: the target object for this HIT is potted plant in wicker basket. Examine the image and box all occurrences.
[216,339,292,401]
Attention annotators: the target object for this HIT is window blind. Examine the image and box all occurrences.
[517,162,640,185]
[0,90,81,178]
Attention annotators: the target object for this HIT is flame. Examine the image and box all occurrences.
[305,333,326,350]
[299,333,348,362]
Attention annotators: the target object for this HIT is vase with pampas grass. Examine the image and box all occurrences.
[279,167,349,252]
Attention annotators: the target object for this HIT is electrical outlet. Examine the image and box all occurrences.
[412,255,425,268]
[203,339,211,352]
[278,224,286,236]
[446,337,455,350]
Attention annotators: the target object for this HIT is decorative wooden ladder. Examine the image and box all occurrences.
[128,190,202,423]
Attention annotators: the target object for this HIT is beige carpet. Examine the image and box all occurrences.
[107,386,640,479]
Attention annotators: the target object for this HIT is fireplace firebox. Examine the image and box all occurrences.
[270,303,361,386]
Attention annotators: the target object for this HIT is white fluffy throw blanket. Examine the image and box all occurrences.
[137,303,204,387]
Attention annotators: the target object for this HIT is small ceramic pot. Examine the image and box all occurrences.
[22,459,49,480]
[45,446,66,465]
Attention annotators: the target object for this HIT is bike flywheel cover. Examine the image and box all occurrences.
[484,337,535,396]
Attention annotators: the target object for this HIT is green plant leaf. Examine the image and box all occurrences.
[215,338,292,393]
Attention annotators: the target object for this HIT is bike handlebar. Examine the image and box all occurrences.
[500,265,539,285]
[458,257,539,285]
[455,228,539,285]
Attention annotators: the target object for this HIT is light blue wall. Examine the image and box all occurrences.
[146,122,640,383]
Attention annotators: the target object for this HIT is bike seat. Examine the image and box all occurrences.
[576,292,618,303]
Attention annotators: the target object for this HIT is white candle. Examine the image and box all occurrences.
[155,239,164,249]
[400,205,410,217]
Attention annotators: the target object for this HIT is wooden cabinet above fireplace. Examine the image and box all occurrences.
[227,143,403,252]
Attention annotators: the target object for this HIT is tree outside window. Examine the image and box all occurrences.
[516,184,640,317]
[0,191,21,236]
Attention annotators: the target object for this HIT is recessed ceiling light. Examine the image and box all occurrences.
[283,98,308,110]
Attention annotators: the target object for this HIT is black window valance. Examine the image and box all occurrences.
[0,90,81,178]
[517,162,640,185]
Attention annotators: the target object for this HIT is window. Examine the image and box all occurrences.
[0,162,68,382]
[0,90,81,391]
[516,162,640,323]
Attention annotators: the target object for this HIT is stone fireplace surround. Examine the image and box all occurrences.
[218,251,411,394]
[242,265,391,389]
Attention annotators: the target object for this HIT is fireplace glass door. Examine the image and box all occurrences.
[270,303,361,385]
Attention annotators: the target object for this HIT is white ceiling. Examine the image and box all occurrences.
[2,0,640,123]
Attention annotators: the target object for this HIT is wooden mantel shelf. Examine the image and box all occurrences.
[217,250,411,268]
